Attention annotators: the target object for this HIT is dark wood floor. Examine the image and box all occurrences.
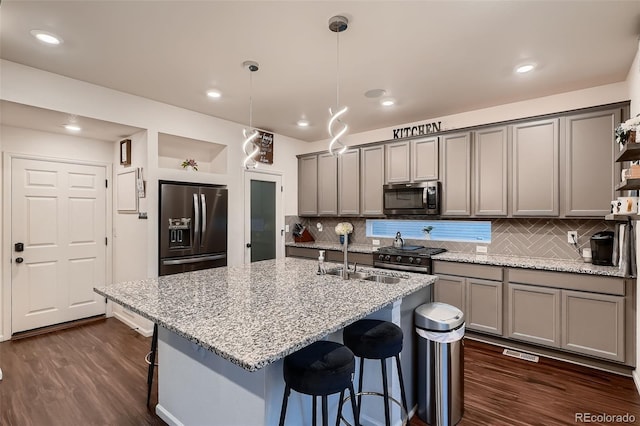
[1,318,639,426]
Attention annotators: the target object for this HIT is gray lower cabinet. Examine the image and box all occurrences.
[561,290,625,362]
[466,278,503,335]
[507,268,629,363]
[338,149,360,215]
[507,283,561,347]
[298,155,318,215]
[441,132,471,216]
[317,153,338,215]
[360,145,384,215]
[511,118,559,216]
[433,262,503,336]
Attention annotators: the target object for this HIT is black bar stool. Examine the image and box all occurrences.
[145,323,158,406]
[279,340,360,426]
[343,319,408,426]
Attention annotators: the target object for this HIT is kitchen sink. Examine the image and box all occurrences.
[325,269,371,280]
[362,275,402,284]
[324,268,402,284]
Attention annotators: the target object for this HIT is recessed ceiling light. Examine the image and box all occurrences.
[30,30,63,45]
[380,98,395,107]
[515,64,535,74]
[206,90,222,99]
[64,124,81,132]
[365,89,386,99]
[297,119,310,127]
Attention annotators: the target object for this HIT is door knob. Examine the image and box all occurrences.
[15,257,23,263]
[246,243,252,248]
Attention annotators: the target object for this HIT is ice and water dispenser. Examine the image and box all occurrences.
[168,218,192,249]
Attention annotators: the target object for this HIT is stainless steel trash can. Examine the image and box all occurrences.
[415,302,465,426]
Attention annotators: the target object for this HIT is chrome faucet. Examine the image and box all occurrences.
[342,235,349,280]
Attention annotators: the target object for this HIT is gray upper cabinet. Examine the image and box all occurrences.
[411,137,439,181]
[385,141,411,183]
[298,155,318,216]
[441,132,471,216]
[511,118,559,216]
[474,127,508,216]
[562,109,620,217]
[317,153,338,215]
[360,145,385,216]
[338,149,360,215]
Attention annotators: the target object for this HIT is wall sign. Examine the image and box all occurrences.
[255,131,274,165]
[392,121,442,139]
[120,139,131,165]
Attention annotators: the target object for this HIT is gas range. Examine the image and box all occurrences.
[373,245,446,274]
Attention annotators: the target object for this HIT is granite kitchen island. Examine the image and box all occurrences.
[95,257,437,426]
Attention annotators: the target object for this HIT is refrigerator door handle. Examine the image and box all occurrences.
[193,193,200,245]
[161,254,227,266]
[200,193,207,247]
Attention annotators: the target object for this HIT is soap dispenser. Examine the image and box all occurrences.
[318,250,326,274]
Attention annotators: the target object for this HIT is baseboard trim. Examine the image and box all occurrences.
[112,311,153,337]
[633,370,640,396]
[156,403,184,426]
[11,315,106,340]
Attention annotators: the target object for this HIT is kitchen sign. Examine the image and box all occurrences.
[255,130,274,165]
[393,121,442,139]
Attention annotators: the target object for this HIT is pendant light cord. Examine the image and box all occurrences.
[335,28,340,110]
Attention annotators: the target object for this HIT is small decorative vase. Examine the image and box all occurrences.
[339,235,350,244]
[185,165,194,172]
[424,233,431,240]
[629,130,636,144]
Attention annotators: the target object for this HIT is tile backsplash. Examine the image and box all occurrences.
[285,216,615,261]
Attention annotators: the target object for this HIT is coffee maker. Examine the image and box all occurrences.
[590,231,614,266]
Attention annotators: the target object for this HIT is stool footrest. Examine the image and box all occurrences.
[339,391,408,426]
[144,351,159,366]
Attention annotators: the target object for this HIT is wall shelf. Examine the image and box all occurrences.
[615,179,640,191]
[158,133,227,174]
[605,213,638,221]
[615,143,640,162]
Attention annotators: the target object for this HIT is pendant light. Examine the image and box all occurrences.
[242,60,260,169]
[328,15,349,156]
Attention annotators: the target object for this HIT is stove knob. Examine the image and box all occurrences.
[379,254,385,261]
[396,256,402,262]
[384,255,391,261]
[408,257,414,264]
[414,258,422,265]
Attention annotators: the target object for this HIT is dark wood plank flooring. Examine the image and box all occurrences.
[1,318,639,425]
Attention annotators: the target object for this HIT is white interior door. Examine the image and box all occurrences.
[244,171,284,264]
[11,158,107,333]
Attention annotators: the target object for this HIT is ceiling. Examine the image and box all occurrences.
[1,1,639,142]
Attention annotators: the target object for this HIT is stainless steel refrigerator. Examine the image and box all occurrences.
[159,181,228,276]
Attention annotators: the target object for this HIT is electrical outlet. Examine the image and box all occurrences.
[567,231,578,244]
[476,245,488,254]
[372,239,380,246]
[285,225,289,232]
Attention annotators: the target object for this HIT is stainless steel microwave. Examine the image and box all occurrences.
[383,181,441,215]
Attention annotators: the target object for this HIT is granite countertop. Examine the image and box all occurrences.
[94,257,436,372]
[286,241,375,254]
[285,242,628,277]
[432,252,628,278]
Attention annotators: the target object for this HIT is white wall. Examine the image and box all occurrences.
[0,60,305,338]
[0,125,115,340]
[627,40,640,393]
[300,81,630,153]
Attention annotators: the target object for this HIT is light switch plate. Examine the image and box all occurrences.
[285,225,289,232]
[372,239,380,246]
